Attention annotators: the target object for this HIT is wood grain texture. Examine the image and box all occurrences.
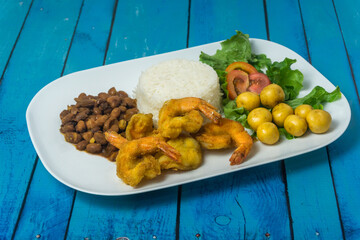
[65,0,189,238]
[318,0,360,238]
[333,0,360,93]
[11,0,116,239]
[300,0,360,239]
[267,0,343,239]
[105,0,189,64]
[180,0,291,239]
[0,0,32,77]
[0,0,82,239]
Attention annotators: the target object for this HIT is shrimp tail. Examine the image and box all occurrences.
[229,145,251,165]
[198,103,221,124]
[158,141,182,162]
[105,131,128,149]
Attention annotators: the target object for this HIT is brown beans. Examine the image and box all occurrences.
[64,132,82,144]
[86,143,102,153]
[59,87,137,160]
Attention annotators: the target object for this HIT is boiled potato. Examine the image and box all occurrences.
[236,92,260,111]
[284,115,308,137]
[247,107,272,131]
[257,122,280,145]
[272,103,294,127]
[295,104,313,119]
[260,84,285,108]
[306,109,332,133]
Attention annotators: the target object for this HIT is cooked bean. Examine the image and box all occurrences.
[99,101,110,110]
[86,143,102,153]
[82,131,93,142]
[108,87,117,96]
[61,113,75,125]
[70,107,79,115]
[60,123,75,133]
[65,132,82,144]
[90,126,101,133]
[124,108,139,121]
[74,111,88,122]
[109,122,119,132]
[119,106,127,112]
[60,109,70,119]
[98,92,109,100]
[122,97,136,108]
[86,118,97,130]
[110,107,121,118]
[76,98,96,108]
[75,120,86,133]
[94,132,107,145]
[93,107,102,115]
[103,117,116,131]
[107,96,122,108]
[78,93,87,99]
[76,140,88,151]
[117,90,128,98]
[95,115,108,127]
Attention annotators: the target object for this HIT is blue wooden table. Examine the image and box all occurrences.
[1,0,359,239]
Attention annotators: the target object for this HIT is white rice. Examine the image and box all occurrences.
[135,59,222,124]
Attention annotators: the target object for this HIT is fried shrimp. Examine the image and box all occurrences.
[105,131,181,187]
[195,118,253,165]
[157,136,202,171]
[158,97,222,139]
[125,113,154,140]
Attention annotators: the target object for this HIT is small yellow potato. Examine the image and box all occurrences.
[236,91,260,111]
[260,84,285,109]
[284,115,308,137]
[306,109,332,133]
[257,122,280,145]
[295,104,313,119]
[272,103,294,127]
[247,107,272,131]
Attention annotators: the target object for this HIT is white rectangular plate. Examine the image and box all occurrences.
[26,39,351,196]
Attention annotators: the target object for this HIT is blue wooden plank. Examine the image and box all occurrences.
[105,0,189,64]
[11,0,116,239]
[333,1,360,237]
[66,0,189,238]
[180,0,291,239]
[303,0,360,238]
[0,0,83,239]
[0,0,32,75]
[267,0,343,239]
[334,0,360,91]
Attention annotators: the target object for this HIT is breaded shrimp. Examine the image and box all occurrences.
[195,118,253,165]
[158,97,221,139]
[125,113,154,140]
[105,131,181,187]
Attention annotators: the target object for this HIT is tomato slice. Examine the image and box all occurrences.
[225,61,258,74]
[226,70,249,100]
[247,72,271,94]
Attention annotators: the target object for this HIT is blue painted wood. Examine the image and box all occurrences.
[106,0,189,64]
[11,0,116,239]
[180,0,291,238]
[67,188,178,239]
[267,0,343,239]
[66,1,189,238]
[0,0,32,76]
[334,0,360,91]
[0,0,83,238]
[302,0,360,238]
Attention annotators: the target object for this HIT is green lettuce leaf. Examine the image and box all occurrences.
[223,100,249,127]
[285,86,341,109]
[199,31,252,71]
[266,58,304,100]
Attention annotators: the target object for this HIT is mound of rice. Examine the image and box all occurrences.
[135,59,222,124]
